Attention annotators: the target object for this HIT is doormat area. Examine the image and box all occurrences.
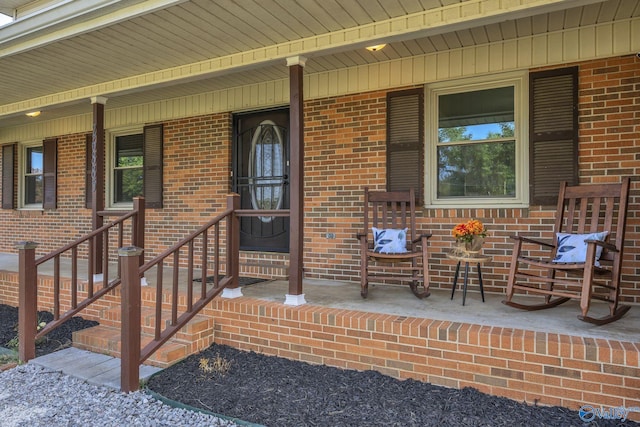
[193,275,268,287]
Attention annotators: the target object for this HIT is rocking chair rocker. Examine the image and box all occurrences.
[503,177,631,325]
[356,188,432,299]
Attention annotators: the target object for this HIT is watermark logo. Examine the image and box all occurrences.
[579,405,640,423]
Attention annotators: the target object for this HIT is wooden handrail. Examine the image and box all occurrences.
[138,207,233,276]
[35,210,137,267]
[17,197,145,363]
[119,194,241,392]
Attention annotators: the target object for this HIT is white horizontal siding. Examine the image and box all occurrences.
[1,17,639,143]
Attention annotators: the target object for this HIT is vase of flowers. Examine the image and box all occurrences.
[452,219,487,255]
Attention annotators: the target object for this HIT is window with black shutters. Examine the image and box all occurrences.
[103,123,163,209]
[14,139,57,210]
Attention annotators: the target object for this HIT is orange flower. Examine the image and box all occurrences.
[452,219,487,243]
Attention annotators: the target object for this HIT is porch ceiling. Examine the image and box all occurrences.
[0,0,637,129]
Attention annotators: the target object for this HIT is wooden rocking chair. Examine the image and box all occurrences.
[503,177,631,325]
[356,188,431,299]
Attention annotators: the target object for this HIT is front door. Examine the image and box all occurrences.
[233,109,289,252]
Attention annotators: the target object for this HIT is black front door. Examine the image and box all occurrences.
[233,109,289,252]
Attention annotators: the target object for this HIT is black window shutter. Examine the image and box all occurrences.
[529,67,578,205]
[43,138,58,210]
[387,88,424,202]
[85,134,92,209]
[2,144,16,209]
[143,124,163,208]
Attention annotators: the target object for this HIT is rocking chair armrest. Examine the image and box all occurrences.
[585,238,618,252]
[411,233,432,244]
[510,234,555,248]
[356,232,368,241]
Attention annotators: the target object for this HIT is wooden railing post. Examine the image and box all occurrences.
[132,197,145,266]
[119,246,143,392]
[17,241,38,362]
[226,194,240,288]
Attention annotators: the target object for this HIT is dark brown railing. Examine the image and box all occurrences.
[17,197,145,362]
[18,192,290,392]
[118,194,237,390]
[119,194,290,391]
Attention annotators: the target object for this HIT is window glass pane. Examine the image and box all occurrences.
[114,168,143,203]
[116,134,143,167]
[439,87,514,142]
[26,146,43,174]
[114,134,143,204]
[437,141,516,198]
[254,131,283,209]
[248,121,285,222]
[25,175,43,204]
[436,85,516,199]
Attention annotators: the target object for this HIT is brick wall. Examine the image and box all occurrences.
[301,55,640,302]
[0,56,638,301]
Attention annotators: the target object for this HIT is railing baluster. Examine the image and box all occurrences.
[214,223,219,288]
[87,237,94,299]
[201,229,208,299]
[72,246,78,309]
[118,221,124,279]
[172,251,179,325]
[102,227,109,288]
[187,241,194,312]
[133,196,146,267]
[118,221,124,247]
[71,246,78,308]
[227,194,240,287]
[53,255,60,320]
[155,262,163,341]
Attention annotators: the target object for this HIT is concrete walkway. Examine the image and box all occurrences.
[29,347,162,390]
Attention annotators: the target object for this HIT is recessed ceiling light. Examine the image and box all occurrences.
[25,111,41,117]
[366,44,386,52]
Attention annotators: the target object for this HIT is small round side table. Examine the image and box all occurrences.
[446,252,491,306]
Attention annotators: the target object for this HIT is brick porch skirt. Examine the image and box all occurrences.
[205,297,640,421]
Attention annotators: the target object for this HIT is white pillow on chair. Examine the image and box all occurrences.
[372,227,408,254]
[553,231,608,264]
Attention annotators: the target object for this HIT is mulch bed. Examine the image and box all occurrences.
[1,303,637,426]
[0,304,98,358]
[145,343,639,427]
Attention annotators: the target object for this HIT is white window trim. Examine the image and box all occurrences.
[18,140,43,210]
[106,126,142,210]
[424,71,529,208]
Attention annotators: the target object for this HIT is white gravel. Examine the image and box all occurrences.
[0,364,239,427]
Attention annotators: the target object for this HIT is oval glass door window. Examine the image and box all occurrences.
[248,120,285,222]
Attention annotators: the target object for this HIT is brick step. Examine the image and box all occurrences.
[99,305,213,342]
[73,324,213,368]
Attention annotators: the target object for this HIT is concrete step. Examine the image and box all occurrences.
[73,323,214,368]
